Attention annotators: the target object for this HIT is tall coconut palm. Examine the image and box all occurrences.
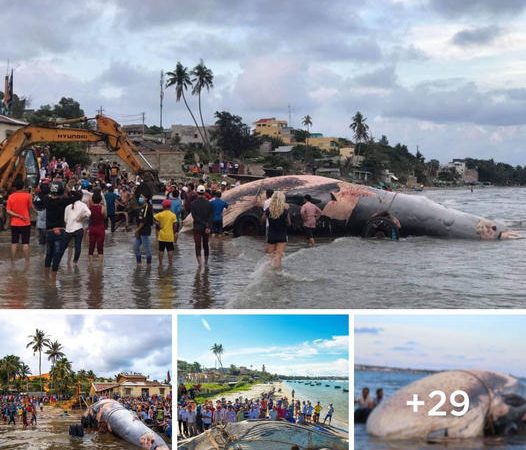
[191,60,214,154]
[45,340,65,366]
[166,62,207,148]
[45,340,65,394]
[27,329,50,393]
[302,115,313,163]
[210,343,224,371]
[349,111,370,155]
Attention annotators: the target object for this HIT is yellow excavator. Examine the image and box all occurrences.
[0,114,159,191]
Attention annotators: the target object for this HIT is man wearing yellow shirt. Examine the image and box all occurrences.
[313,402,322,423]
[154,199,178,266]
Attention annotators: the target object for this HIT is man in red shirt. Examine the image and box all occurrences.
[6,179,33,259]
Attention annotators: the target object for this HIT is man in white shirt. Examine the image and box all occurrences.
[63,191,91,264]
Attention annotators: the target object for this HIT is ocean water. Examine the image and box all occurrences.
[0,187,525,308]
[284,379,349,426]
[354,369,526,449]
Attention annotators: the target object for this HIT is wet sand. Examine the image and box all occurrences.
[0,405,169,449]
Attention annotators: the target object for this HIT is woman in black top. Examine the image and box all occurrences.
[264,191,291,268]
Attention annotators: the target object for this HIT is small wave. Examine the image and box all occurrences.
[226,257,273,307]
[278,270,317,283]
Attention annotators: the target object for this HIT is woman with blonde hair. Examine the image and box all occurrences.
[263,191,291,268]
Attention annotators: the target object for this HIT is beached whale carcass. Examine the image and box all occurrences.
[367,370,526,440]
[178,420,348,450]
[182,175,519,239]
[86,399,169,449]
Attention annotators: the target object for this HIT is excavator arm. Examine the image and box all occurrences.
[0,115,157,190]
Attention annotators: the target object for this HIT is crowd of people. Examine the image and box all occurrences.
[2,150,331,276]
[104,394,172,439]
[3,153,242,273]
[177,386,336,439]
[0,394,45,428]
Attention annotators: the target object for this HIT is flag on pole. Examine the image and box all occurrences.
[167,370,171,383]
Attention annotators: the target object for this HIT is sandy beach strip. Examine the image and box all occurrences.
[211,381,349,434]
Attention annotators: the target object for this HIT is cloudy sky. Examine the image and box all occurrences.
[178,315,349,377]
[0,314,172,381]
[3,0,526,164]
[355,314,526,377]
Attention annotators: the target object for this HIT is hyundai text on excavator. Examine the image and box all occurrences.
[0,114,159,195]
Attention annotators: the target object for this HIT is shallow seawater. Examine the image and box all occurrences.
[354,370,526,449]
[0,407,140,449]
[283,379,350,426]
[0,187,525,309]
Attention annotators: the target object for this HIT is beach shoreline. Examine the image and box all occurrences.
[211,381,349,434]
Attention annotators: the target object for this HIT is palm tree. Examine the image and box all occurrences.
[45,340,65,394]
[27,329,50,393]
[191,60,214,154]
[45,340,65,366]
[18,363,31,392]
[50,357,74,398]
[0,355,23,390]
[302,115,313,164]
[166,62,207,149]
[349,111,370,155]
[210,343,224,371]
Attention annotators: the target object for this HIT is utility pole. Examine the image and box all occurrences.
[141,112,145,138]
[97,106,104,116]
[288,104,292,127]
[160,70,164,131]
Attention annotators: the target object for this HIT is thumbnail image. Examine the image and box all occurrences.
[355,315,526,450]
[0,314,172,449]
[177,314,349,449]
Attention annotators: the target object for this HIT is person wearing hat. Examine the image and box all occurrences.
[153,199,178,266]
[190,185,214,265]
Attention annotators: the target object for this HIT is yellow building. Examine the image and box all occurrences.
[90,373,170,398]
[339,146,355,159]
[307,136,339,153]
[253,118,293,144]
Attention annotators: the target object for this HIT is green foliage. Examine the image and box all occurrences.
[146,125,163,134]
[464,158,526,185]
[262,136,285,150]
[212,111,260,158]
[49,142,91,168]
[262,155,293,174]
[349,111,370,148]
[54,97,84,119]
[293,129,309,143]
[291,145,323,161]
